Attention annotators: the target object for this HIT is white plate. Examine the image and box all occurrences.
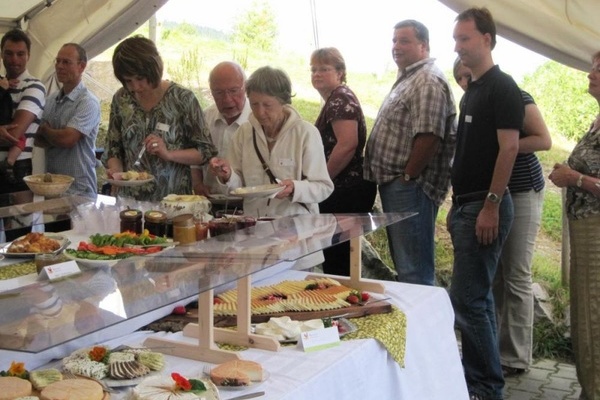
[105,174,154,187]
[206,368,270,391]
[61,346,166,388]
[63,251,120,267]
[230,184,283,199]
[63,244,173,267]
[207,193,243,204]
[103,370,161,388]
[0,234,68,258]
[252,318,357,344]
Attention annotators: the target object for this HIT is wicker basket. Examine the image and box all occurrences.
[23,174,74,198]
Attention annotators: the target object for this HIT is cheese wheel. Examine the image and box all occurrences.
[0,376,32,400]
[40,379,103,400]
[210,360,263,387]
[132,376,219,400]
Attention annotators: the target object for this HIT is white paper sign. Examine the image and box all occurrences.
[299,326,340,352]
[40,261,81,281]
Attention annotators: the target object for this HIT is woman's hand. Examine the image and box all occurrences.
[144,134,169,161]
[105,157,123,179]
[209,157,231,182]
[275,179,294,199]
[549,163,578,188]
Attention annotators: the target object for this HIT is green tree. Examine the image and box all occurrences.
[522,61,596,141]
[232,0,278,53]
[166,47,203,92]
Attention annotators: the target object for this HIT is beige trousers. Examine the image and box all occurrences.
[570,214,600,400]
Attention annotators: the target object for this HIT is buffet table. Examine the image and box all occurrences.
[0,194,467,399]
[81,270,468,400]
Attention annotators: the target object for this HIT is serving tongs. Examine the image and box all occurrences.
[52,239,71,255]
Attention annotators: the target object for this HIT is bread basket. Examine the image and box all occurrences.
[23,173,74,198]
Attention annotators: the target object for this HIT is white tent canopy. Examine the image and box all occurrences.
[0,0,596,79]
[0,0,168,84]
[438,0,599,72]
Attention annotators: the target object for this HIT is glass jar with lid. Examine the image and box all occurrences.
[120,208,142,234]
[172,213,196,244]
[144,210,167,237]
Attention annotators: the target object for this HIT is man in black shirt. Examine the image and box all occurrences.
[449,7,523,400]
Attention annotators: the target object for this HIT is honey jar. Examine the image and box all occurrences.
[172,213,196,244]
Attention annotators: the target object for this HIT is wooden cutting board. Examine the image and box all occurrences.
[187,299,393,327]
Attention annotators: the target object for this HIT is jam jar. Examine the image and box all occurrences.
[120,208,143,234]
[144,210,167,237]
[172,213,196,244]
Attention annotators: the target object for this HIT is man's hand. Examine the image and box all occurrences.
[209,157,231,182]
[475,203,499,245]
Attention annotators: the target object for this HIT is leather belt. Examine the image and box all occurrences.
[452,189,509,207]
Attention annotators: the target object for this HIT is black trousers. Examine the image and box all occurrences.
[319,179,377,276]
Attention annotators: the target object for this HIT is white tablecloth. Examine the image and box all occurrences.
[90,271,469,400]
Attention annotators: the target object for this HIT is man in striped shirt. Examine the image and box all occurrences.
[0,28,46,194]
[35,43,100,198]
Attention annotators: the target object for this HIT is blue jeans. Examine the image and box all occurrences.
[379,178,438,285]
[449,195,514,400]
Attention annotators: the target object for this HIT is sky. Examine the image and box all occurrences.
[157,0,550,82]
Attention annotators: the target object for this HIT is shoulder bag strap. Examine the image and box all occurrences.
[252,127,278,184]
[252,127,310,213]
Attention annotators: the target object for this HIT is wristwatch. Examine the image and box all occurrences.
[577,174,584,188]
[403,173,414,182]
[486,192,501,204]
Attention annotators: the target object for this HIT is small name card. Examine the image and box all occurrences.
[299,326,340,352]
[40,261,81,281]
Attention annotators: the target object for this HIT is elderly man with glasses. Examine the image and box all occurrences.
[192,61,251,197]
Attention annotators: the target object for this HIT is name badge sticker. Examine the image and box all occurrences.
[156,122,170,133]
[465,115,473,123]
[277,158,295,167]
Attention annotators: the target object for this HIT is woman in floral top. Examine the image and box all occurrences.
[549,51,600,399]
[103,36,216,201]
[310,47,377,276]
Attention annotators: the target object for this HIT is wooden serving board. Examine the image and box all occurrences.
[204,300,393,327]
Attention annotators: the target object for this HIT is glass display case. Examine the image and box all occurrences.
[0,195,413,358]
[0,191,95,242]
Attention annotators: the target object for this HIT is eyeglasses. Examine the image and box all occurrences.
[310,67,335,74]
[211,87,244,98]
[54,58,78,66]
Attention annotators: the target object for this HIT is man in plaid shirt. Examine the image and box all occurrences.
[364,19,456,286]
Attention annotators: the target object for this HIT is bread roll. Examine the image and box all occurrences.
[0,376,32,400]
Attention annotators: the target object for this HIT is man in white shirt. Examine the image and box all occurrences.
[192,61,250,196]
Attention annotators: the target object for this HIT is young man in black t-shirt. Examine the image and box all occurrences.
[449,7,523,400]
